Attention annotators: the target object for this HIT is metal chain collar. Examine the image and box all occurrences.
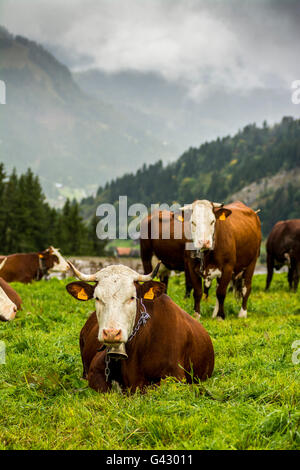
[104,353,111,382]
[127,299,150,343]
[104,299,150,382]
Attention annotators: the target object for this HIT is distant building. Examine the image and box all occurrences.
[114,246,140,258]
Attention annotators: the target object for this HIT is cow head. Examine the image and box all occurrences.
[181,200,232,251]
[66,262,163,349]
[0,258,17,321]
[38,246,69,273]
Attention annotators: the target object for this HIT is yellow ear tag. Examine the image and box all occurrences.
[177,215,184,222]
[144,287,154,300]
[219,212,226,221]
[77,288,88,300]
[39,254,44,258]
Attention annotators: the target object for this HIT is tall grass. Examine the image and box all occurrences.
[0,273,299,450]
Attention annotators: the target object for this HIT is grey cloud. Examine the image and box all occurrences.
[1,0,300,101]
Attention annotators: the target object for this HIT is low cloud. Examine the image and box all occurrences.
[2,0,300,100]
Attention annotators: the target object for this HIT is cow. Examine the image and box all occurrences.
[66,261,214,394]
[265,219,300,292]
[0,246,69,283]
[140,210,193,297]
[181,200,261,319]
[0,258,22,321]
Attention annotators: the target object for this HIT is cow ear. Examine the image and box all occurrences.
[214,208,232,220]
[66,282,95,301]
[135,280,166,301]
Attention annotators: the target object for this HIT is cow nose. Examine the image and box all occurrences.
[201,240,211,249]
[102,328,122,343]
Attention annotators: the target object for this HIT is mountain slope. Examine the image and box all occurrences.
[80,117,300,235]
[0,26,173,203]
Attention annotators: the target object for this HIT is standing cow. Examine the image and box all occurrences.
[182,200,261,319]
[265,219,300,292]
[0,258,22,321]
[66,262,214,393]
[0,246,69,283]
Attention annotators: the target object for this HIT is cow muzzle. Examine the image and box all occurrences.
[102,328,122,343]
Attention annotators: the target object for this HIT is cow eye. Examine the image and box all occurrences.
[211,220,214,225]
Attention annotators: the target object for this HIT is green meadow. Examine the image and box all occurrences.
[0,273,299,450]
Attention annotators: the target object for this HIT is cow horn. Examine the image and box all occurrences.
[212,202,224,208]
[179,204,193,211]
[0,257,7,271]
[67,261,97,281]
[135,261,161,282]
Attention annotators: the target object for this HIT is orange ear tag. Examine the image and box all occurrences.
[39,254,44,258]
[77,288,88,300]
[144,287,154,300]
[177,215,184,222]
[219,212,226,221]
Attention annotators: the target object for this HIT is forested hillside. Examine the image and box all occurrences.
[81,117,300,236]
[0,164,106,255]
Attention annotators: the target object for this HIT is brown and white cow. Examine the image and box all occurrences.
[266,219,300,292]
[0,259,22,321]
[182,200,261,319]
[0,246,69,283]
[66,262,214,393]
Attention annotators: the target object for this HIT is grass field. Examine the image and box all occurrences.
[0,273,299,450]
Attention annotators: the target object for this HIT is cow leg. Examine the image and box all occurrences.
[140,238,153,275]
[192,276,203,317]
[265,253,274,290]
[184,267,193,299]
[289,258,299,292]
[213,268,232,319]
[160,274,169,292]
[238,261,256,318]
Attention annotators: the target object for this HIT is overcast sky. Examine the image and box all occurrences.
[1,0,300,102]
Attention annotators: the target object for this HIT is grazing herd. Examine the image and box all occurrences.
[0,202,299,394]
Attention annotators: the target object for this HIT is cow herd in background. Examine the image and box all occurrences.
[0,200,299,394]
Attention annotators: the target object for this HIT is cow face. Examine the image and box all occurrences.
[39,247,69,273]
[182,200,231,251]
[0,287,17,322]
[66,264,163,346]
[66,265,164,345]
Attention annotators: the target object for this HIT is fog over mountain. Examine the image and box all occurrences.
[0,0,299,204]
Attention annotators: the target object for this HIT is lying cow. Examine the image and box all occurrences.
[0,259,22,321]
[0,246,69,283]
[181,200,261,319]
[66,262,214,393]
[266,219,300,292]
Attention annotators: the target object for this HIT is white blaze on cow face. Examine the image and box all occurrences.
[94,266,138,345]
[48,247,69,273]
[190,200,216,251]
[0,287,17,322]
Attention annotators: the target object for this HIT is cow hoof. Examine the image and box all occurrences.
[193,312,201,320]
[216,316,224,321]
[238,308,247,318]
